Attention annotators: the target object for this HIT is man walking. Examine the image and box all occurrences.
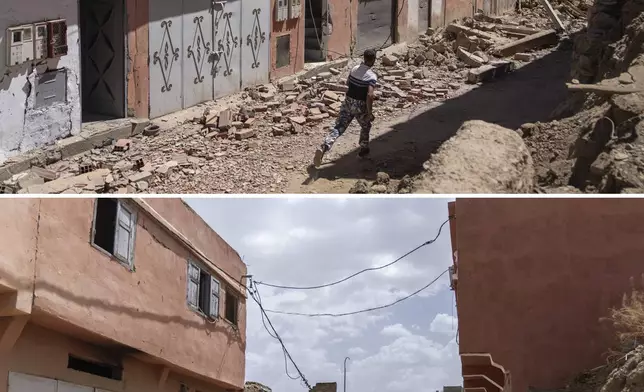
[314,49,377,168]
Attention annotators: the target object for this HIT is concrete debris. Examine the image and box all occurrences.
[493,29,558,56]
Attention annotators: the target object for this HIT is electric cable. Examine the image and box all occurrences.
[264,268,449,317]
[255,216,452,291]
[251,283,300,381]
[249,284,313,390]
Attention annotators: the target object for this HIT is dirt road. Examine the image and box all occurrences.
[287,48,571,193]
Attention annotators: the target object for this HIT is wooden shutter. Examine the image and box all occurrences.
[187,262,200,307]
[114,202,136,265]
[210,276,220,318]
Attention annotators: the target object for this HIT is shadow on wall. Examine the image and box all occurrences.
[310,47,572,184]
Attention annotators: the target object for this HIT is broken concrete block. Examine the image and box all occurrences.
[446,24,496,41]
[259,92,275,101]
[244,118,256,128]
[457,47,484,67]
[323,90,341,102]
[514,52,534,61]
[329,67,340,75]
[18,171,45,189]
[309,107,322,116]
[466,61,514,84]
[128,171,153,183]
[280,80,297,91]
[494,29,558,57]
[235,129,257,140]
[318,71,332,79]
[114,139,132,152]
[273,112,283,122]
[254,105,268,112]
[321,82,348,93]
[381,54,399,66]
[31,167,58,181]
[218,109,233,130]
[290,116,307,125]
[308,113,330,122]
[272,127,286,136]
[291,123,303,134]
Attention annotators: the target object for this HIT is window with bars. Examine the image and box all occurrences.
[92,198,137,268]
[187,261,220,319]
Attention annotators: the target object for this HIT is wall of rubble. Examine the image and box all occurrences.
[571,0,644,82]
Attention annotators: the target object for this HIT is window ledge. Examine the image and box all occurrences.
[90,243,134,272]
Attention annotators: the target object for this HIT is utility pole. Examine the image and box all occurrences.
[343,357,350,392]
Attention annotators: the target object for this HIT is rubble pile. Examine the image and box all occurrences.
[523,0,644,193]
[245,382,272,392]
[348,172,415,194]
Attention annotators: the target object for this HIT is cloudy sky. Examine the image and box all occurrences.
[185,197,461,392]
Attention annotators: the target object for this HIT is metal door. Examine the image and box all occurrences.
[212,0,242,99]
[240,0,270,89]
[80,0,125,119]
[356,0,395,53]
[149,0,183,118]
[183,0,214,108]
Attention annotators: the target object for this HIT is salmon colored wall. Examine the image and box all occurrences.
[3,323,228,392]
[146,199,247,282]
[326,0,357,59]
[0,199,39,315]
[26,199,245,390]
[126,0,149,118]
[453,198,644,392]
[270,0,305,79]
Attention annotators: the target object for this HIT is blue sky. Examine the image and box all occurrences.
[185,197,461,392]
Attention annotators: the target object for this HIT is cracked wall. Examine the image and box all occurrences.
[0,0,81,165]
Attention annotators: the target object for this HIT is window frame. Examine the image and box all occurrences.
[224,289,239,326]
[186,259,221,320]
[90,198,137,271]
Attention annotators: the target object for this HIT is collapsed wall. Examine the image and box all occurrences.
[526,0,644,193]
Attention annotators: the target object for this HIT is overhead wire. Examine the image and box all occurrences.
[255,216,453,291]
[251,283,301,380]
[264,268,449,317]
[248,282,313,390]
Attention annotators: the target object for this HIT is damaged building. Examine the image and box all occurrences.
[0,0,516,165]
[0,198,247,392]
[447,198,644,392]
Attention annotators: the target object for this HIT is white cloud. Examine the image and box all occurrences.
[430,313,458,335]
[184,198,461,392]
[381,323,412,338]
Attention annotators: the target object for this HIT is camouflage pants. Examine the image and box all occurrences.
[322,97,372,151]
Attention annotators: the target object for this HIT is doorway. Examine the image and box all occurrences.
[304,0,327,62]
[79,0,126,122]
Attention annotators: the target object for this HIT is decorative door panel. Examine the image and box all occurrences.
[182,0,214,108]
[240,0,269,89]
[80,0,125,118]
[149,0,183,118]
[212,0,242,99]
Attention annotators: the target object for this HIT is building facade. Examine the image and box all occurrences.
[0,0,514,163]
[0,199,247,392]
[448,199,644,392]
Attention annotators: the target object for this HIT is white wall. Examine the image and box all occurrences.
[0,0,81,164]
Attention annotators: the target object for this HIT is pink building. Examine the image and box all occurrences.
[448,199,644,392]
[0,199,247,392]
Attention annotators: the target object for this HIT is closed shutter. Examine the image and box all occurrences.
[114,202,136,265]
[187,262,200,307]
[210,276,220,318]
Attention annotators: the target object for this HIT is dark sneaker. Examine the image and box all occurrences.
[358,146,370,158]
[314,147,326,168]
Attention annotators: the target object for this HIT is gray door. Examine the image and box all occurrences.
[80,0,125,119]
[212,0,242,99]
[183,0,214,108]
[356,0,395,53]
[149,0,183,118]
[240,0,270,89]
